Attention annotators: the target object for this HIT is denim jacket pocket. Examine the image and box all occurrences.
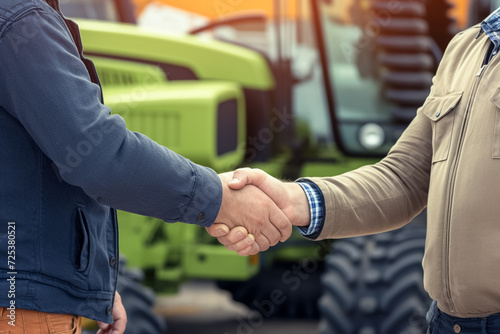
[420,92,463,163]
[73,207,91,274]
[489,88,500,158]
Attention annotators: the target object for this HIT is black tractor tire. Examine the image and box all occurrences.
[218,260,324,319]
[117,258,168,334]
[318,221,431,334]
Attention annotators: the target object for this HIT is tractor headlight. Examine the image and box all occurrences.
[358,123,385,150]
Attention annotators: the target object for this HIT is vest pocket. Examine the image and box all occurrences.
[489,88,500,158]
[74,208,90,273]
[420,92,463,163]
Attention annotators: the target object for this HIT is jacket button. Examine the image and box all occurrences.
[106,306,113,316]
[436,111,441,117]
[454,324,461,333]
[197,213,206,222]
[109,257,116,267]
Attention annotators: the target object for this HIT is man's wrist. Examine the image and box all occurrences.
[286,183,311,227]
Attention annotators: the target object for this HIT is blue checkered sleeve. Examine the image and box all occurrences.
[296,181,325,239]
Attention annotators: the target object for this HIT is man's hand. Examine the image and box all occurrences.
[207,224,260,256]
[207,172,293,254]
[230,168,311,226]
[207,169,310,254]
[97,292,127,334]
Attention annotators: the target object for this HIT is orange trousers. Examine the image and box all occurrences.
[0,307,81,334]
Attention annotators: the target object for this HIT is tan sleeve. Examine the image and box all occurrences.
[300,27,476,240]
[303,110,432,240]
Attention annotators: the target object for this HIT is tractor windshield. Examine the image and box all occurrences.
[315,0,397,156]
[313,0,450,156]
[192,0,414,156]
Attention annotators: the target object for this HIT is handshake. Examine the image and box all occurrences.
[206,168,311,256]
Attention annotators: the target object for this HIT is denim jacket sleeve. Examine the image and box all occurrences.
[0,5,222,227]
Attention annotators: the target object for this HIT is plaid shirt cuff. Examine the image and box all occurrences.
[296,181,325,238]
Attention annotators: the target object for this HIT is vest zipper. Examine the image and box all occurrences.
[444,54,489,313]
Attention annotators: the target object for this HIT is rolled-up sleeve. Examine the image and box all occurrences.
[0,8,221,226]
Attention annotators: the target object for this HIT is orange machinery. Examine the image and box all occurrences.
[132,0,473,29]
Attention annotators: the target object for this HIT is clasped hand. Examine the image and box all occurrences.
[206,168,310,256]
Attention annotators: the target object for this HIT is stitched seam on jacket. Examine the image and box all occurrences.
[0,4,41,38]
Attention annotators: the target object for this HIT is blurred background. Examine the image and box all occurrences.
[58,0,498,333]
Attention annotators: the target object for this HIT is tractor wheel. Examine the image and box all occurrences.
[117,258,167,334]
[218,261,323,319]
[318,221,431,334]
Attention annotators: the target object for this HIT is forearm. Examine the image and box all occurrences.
[303,114,432,239]
[58,120,222,225]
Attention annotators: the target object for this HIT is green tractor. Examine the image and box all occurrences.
[62,0,489,332]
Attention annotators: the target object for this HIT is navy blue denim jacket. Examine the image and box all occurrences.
[0,0,222,322]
